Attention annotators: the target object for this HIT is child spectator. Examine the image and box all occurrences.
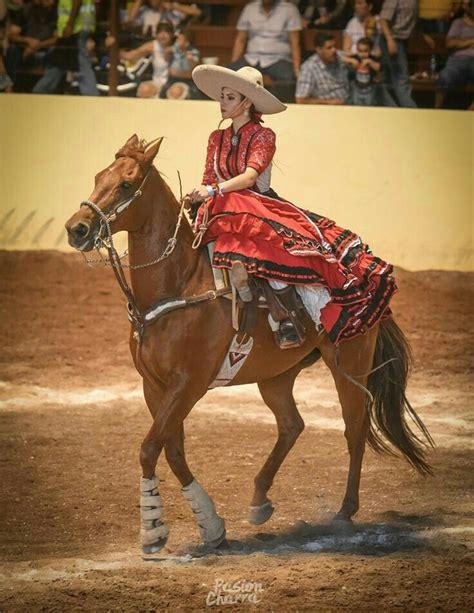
[127,0,201,37]
[161,27,201,99]
[343,36,381,105]
[119,21,174,97]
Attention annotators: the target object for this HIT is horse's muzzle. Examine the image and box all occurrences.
[66,221,95,251]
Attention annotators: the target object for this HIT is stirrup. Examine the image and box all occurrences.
[230,261,253,302]
[275,319,305,350]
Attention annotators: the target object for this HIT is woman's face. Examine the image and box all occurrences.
[220,87,248,119]
[156,30,173,47]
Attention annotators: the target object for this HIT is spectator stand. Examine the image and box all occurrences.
[1,0,472,107]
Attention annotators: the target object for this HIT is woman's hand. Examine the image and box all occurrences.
[187,185,210,204]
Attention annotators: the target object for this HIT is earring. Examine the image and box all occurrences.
[244,108,249,116]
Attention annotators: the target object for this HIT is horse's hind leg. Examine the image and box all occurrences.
[250,365,305,525]
[320,327,378,523]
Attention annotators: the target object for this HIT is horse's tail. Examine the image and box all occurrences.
[366,317,435,475]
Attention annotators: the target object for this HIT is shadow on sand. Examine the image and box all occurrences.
[143,511,454,563]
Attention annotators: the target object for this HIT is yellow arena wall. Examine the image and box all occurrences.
[0,94,472,271]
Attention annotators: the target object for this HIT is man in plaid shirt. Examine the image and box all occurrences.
[379,0,418,107]
[295,32,350,104]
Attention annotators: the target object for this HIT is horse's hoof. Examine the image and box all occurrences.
[332,513,353,527]
[205,527,227,549]
[142,537,168,555]
[249,501,274,525]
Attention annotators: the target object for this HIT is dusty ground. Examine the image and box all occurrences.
[0,250,473,611]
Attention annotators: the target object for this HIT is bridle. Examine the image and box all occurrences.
[78,166,229,342]
[80,169,188,270]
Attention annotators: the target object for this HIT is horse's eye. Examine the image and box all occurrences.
[121,181,132,190]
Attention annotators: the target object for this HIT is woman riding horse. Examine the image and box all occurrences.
[187,65,396,349]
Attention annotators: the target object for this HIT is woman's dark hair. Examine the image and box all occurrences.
[156,22,175,37]
[236,93,258,121]
[249,104,258,122]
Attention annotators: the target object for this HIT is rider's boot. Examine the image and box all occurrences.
[272,286,306,350]
[230,261,253,302]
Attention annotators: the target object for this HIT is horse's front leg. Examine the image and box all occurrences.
[140,377,225,553]
[165,426,226,548]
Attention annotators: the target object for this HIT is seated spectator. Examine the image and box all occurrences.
[435,0,474,108]
[295,31,350,104]
[6,0,57,91]
[379,0,418,107]
[119,21,174,97]
[343,0,380,54]
[32,0,98,95]
[160,27,201,98]
[343,36,381,105]
[0,20,13,92]
[127,0,201,37]
[229,0,302,103]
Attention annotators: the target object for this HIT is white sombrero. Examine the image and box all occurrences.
[192,65,287,115]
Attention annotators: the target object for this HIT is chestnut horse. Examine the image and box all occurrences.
[65,135,433,555]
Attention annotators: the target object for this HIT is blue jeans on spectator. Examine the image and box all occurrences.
[380,36,417,108]
[352,84,376,106]
[33,31,98,96]
[437,56,474,91]
[227,57,295,102]
[6,47,51,90]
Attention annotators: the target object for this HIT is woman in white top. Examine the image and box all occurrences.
[119,22,174,98]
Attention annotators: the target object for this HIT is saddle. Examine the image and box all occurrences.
[206,244,306,348]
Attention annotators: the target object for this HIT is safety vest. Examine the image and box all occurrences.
[57,0,96,36]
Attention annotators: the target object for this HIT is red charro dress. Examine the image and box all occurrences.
[195,119,397,345]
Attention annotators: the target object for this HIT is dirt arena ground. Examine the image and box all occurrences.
[0,250,473,611]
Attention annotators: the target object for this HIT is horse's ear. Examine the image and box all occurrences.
[124,134,140,149]
[143,137,163,168]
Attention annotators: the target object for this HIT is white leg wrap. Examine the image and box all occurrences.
[182,479,226,545]
[140,475,169,546]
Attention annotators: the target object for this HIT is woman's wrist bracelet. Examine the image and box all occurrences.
[211,182,224,196]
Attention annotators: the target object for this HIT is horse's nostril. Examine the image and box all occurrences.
[74,223,90,239]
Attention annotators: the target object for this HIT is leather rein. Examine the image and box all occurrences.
[80,170,230,342]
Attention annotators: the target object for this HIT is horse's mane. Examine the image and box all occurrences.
[115,139,152,167]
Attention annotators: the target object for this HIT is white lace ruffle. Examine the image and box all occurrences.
[268,280,331,328]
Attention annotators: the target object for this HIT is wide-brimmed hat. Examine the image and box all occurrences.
[192,65,287,115]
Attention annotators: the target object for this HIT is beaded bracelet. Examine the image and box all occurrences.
[211,182,224,196]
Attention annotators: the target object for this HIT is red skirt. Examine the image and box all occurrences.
[195,189,397,345]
